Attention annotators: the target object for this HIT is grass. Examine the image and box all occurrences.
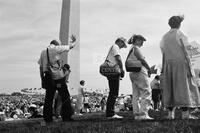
[1,110,200,133]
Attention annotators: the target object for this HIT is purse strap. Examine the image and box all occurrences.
[125,47,134,62]
[105,45,114,61]
[47,48,62,69]
[46,48,53,67]
[47,48,59,68]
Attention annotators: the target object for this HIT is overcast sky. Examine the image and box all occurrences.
[0,0,62,94]
[80,0,200,94]
[1,0,200,94]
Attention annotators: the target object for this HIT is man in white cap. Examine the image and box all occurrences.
[106,37,127,119]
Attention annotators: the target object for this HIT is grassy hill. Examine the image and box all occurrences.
[1,110,200,133]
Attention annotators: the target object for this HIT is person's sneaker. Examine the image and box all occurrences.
[135,115,153,120]
[107,114,123,119]
[145,115,153,119]
[77,113,83,116]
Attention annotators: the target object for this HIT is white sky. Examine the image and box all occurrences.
[80,0,200,94]
[1,0,200,94]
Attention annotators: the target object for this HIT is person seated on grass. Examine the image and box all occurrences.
[83,94,91,113]
[28,104,43,119]
[0,107,6,121]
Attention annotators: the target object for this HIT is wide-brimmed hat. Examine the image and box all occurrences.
[128,34,146,44]
[29,104,37,108]
[116,37,127,48]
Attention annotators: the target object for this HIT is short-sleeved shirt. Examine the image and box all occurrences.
[38,44,70,72]
[106,44,120,65]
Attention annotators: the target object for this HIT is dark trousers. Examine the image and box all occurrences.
[43,72,72,122]
[106,77,120,117]
[152,89,162,110]
[53,92,62,117]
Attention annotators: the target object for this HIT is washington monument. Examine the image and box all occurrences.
[59,0,80,95]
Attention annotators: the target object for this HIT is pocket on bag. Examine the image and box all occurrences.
[125,59,142,72]
[100,61,121,77]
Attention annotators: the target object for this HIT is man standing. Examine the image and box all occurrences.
[38,35,76,123]
[106,37,127,118]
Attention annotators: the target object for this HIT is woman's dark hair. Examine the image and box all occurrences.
[128,35,146,44]
[168,15,184,28]
[128,36,137,44]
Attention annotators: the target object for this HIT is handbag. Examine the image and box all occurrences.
[99,46,121,77]
[125,47,142,72]
[46,48,65,80]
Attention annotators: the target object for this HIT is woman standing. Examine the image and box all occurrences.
[127,34,152,119]
[160,15,200,119]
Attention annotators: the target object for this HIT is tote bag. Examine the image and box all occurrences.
[99,46,121,77]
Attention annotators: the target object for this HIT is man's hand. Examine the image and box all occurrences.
[120,69,125,78]
[41,78,46,89]
[70,35,76,43]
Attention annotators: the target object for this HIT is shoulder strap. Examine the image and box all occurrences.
[105,45,114,61]
[125,47,134,61]
[46,48,53,67]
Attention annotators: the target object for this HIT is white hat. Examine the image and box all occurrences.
[29,104,37,108]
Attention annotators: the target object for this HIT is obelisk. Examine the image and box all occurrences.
[59,0,80,95]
